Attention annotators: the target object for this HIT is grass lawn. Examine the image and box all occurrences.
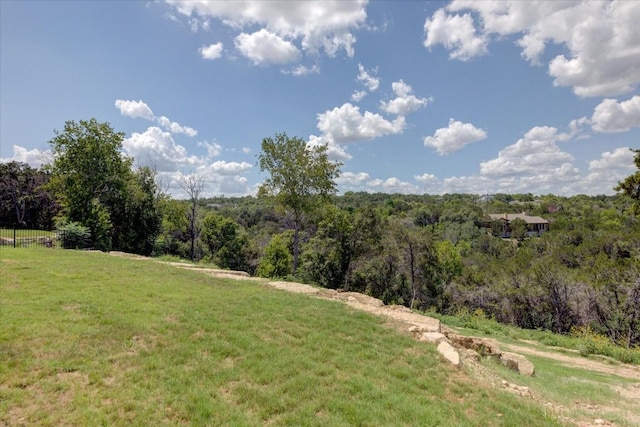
[0,248,561,426]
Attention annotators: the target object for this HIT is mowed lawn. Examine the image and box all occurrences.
[0,248,560,426]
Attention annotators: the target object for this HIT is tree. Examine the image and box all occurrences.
[179,174,205,261]
[615,148,640,214]
[258,132,341,275]
[201,212,249,271]
[0,162,58,229]
[48,118,161,253]
[256,232,293,278]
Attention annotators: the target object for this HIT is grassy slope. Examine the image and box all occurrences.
[0,248,560,426]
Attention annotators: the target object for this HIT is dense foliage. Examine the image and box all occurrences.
[0,161,58,229]
[47,118,161,254]
[185,192,639,347]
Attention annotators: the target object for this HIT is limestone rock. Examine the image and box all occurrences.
[437,341,461,367]
[419,332,449,345]
[500,352,535,376]
[446,333,501,356]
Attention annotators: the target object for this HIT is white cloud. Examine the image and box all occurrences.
[376,177,419,194]
[281,64,320,76]
[199,42,224,60]
[316,103,406,144]
[380,80,430,116]
[0,145,52,168]
[424,1,640,97]
[198,141,222,158]
[307,135,352,162]
[588,147,636,171]
[423,8,487,61]
[235,29,301,65]
[351,90,367,102]
[414,173,442,194]
[242,147,251,154]
[424,118,487,155]
[442,175,494,195]
[116,99,198,137]
[207,160,252,176]
[479,126,575,178]
[166,0,367,59]
[157,116,198,137]
[591,95,640,133]
[122,127,202,172]
[115,99,155,121]
[356,63,379,91]
[572,147,636,194]
[336,171,370,185]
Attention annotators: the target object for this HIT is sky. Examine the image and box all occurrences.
[1,0,639,198]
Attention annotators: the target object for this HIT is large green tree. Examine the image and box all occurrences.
[201,212,249,271]
[258,133,341,275]
[0,161,58,229]
[48,118,161,253]
[615,148,640,214]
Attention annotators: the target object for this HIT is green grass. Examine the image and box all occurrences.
[0,248,560,426]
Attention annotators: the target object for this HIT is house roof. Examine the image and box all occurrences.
[488,213,549,224]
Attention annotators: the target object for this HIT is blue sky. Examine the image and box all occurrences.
[1,0,639,198]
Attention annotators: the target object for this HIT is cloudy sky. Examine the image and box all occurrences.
[1,0,639,198]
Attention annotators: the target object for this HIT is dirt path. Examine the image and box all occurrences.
[502,343,640,382]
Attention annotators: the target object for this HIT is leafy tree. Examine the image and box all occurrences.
[258,132,341,275]
[201,212,249,271]
[615,148,640,214]
[509,218,528,241]
[47,118,161,253]
[0,161,58,229]
[114,166,163,255]
[256,232,293,278]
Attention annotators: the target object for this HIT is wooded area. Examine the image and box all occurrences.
[1,120,638,347]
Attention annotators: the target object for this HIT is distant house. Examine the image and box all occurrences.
[487,212,549,237]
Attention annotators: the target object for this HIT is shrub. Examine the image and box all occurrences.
[58,222,91,249]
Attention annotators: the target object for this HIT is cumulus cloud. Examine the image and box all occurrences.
[424,118,487,155]
[122,127,202,172]
[414,173,442,194]
[588,147,636,171]
[115,99,198,137]
[0,145,52,168]
[115,99,155,121]
[423,8,487,61]
[307,135,352,162]
[479,126,575,178]
[165,0,367,60]
[356,63,379,91]
[380,80,430,116]
[208,160,252,175]
[199,42,224,60]
[424,1,640,97]
[591,95,640,133]
[157,116,198,137]
[198,141,222,158]
[316,103,406,144]
[351,90,367,102]
[235,29,301,65]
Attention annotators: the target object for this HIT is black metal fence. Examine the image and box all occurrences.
[0,227,64,249]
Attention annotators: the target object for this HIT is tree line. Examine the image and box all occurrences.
[2,119,639,347]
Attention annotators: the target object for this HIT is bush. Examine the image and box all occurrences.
[58,222,91,249]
